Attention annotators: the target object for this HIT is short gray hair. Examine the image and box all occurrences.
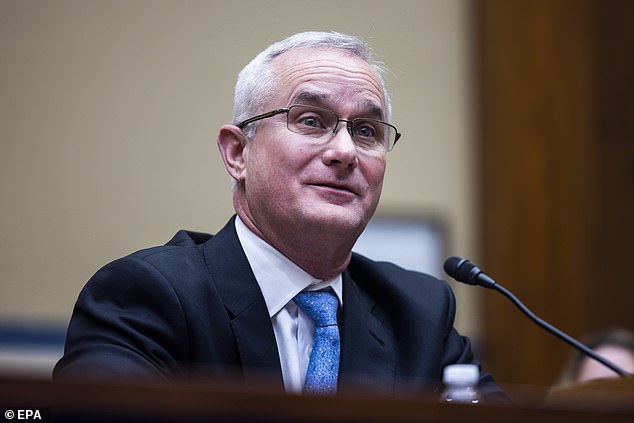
[232,31,392,139]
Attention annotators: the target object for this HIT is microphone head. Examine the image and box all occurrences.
[443,256,466,279]
[443,256,480,285]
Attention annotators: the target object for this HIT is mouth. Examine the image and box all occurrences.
[309,182,359,196]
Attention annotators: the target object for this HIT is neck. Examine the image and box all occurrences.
[280,236,353,280]
[235,211,354,281]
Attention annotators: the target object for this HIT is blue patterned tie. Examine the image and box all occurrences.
[294,289,340,394]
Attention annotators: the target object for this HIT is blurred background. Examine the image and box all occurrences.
[1,0,632,387]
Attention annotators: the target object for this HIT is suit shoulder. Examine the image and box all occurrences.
[84,230,216,299]
[126,229,212,260]
[88,230,214,287]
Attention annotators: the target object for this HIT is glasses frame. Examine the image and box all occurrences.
[237,104,401,152]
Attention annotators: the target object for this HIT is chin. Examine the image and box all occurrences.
[301,206,370,235]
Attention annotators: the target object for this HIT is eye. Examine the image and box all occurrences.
[295,112,326,129]
[353,120,384,142]
[299,114,324,128]
[354,123,377,138]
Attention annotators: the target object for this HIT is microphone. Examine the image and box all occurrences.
[443,256,631,378]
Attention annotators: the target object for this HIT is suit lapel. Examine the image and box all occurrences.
[203,217,284,391]
[201,218,397,393]
[339,270,396,393]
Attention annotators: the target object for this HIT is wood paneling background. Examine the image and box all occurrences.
[476,0,634,386]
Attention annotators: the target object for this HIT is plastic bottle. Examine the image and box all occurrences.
[440,364,481,404]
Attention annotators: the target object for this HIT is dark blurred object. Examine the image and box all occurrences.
[548,374,634,413]
[1,375,633,423]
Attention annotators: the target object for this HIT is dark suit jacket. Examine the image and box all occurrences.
[54,216,503,399]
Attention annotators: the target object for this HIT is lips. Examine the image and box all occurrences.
[308,181,360,196]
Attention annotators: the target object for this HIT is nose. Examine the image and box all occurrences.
[322,122,358,168]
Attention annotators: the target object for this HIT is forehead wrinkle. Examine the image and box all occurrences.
[272,51,386,105]
[278,56,378,83]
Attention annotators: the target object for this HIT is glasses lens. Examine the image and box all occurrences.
[287,105,336,137]
[351,119,394,152]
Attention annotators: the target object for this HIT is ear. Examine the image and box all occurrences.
[217,125,248,182]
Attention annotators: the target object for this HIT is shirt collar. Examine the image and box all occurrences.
[234,215,343,318]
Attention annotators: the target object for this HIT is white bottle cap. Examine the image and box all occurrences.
[443,364,479,384]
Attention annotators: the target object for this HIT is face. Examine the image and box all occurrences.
[576,345,634,382]
[238,48,388,246]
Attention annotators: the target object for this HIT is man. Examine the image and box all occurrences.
[54,31,503,399]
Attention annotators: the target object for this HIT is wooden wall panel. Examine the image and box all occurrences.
[587,0,634,334]
[477,0,599,386]
[477,0,634,386]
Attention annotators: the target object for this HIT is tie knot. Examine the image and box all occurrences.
[294,290,338,327]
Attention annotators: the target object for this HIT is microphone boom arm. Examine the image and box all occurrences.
[490,282,630,378]
[443,256,631,378]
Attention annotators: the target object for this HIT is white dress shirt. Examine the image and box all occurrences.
[234,216,343,393]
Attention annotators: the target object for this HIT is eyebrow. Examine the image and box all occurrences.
[291,91,328,106]
[362,101,385,121]
[291,91,385,120]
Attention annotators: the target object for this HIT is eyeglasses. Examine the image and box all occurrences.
[237,104,401,152]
